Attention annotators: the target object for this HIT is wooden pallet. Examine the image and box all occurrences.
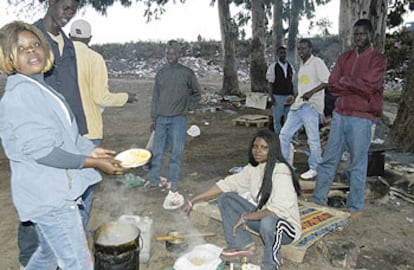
[232,114,270,128]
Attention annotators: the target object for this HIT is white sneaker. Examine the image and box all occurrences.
[300,169,317,180]
[20,265,25,270]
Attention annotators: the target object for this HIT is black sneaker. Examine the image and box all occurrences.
[141,181,160,192]
[161,182,177,193]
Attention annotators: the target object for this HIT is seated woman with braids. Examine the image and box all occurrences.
[183,130,302,270]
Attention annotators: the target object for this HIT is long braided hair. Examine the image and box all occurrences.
[247,130,301,210]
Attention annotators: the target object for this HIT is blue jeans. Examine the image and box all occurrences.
[18,190,93,266]
[217,193,294,270]
[25,201,93,270]
[271,94,291,135]
[280,104,322,170]
[79,185,95,232]
[18,222,38,266]
[148,115,187,184]
[313,112,372,212]
[78,138,100,232]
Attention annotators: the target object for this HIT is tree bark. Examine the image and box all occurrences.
[272,0,285,58]
[392,35,414,151]
[368,0,388,51]
[250,0,267,92]
[287,0,302,70]
[339,0,387,51]
[218,0,240,96]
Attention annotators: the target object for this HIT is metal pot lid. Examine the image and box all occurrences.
[95,222,140,247]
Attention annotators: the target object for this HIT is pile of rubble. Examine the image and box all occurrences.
[106,56,251,82]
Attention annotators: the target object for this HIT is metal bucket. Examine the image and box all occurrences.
[165,231,188,253]
[367,151,385,176]
[94,222,141,270]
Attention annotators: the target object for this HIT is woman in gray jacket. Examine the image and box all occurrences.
[0,21,126,270]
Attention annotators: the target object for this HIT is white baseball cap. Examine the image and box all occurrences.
[70,19,92,38]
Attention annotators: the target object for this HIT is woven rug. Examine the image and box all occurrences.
[294,204,349,247]
[167,262,224,270]
[281,201,350,262]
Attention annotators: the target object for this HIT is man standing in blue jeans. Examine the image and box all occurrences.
[312,19,387,218]
[143,40,201,193]
[279,39,330,180]
[266,46,295,135]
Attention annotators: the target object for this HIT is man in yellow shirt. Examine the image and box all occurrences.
[69,19,137,146]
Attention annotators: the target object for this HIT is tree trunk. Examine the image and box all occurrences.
[287,0,302,70]
[368,0,388,52]
[339,0,388,51]
[250,0,267,93]
[218,0,240,96]
[272,0,284,58]
[392,35,414,151]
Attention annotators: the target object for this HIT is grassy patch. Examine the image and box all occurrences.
[384,91,401,103]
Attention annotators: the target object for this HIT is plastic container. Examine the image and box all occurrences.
[241,257,248,270]
[118,215,153,263]
[139,216,153,262]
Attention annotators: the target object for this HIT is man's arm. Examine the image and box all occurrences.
[189,71,201,110]
[268,82,275,104]
[328,52,353,96]
[302,83,327,101]
[151,73,160,120]
[265,62,276,83]
[338,53,387,99]
[90,52,130,106]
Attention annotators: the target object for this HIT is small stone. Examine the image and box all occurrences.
[318,238,360,269]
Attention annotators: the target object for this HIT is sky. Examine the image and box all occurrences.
[1,0,413,45]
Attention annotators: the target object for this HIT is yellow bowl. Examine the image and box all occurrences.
[115,148,152,168]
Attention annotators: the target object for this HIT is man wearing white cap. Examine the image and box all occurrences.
[69,19,137,147]
[68,19,137,250]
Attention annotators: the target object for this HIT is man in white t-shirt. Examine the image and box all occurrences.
[279,39,330,180]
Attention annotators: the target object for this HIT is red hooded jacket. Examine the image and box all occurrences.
[328,47,387,121]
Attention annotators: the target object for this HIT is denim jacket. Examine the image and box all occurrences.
[0,74,101,221]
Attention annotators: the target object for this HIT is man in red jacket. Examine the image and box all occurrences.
[312,19,387,218]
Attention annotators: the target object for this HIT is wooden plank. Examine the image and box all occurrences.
[239,114,269,121]
[232,114,270,128]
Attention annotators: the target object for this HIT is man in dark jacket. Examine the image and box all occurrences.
[34,0,87,135]
[266,46,295,135]
[143,41,201,193]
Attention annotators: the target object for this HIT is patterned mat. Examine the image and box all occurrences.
[294,205,349,247]
[168,262,224,270]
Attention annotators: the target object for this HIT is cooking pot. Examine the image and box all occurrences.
[165,231,188,253]
[94,222,141,270]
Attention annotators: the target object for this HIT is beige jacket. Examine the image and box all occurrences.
[73,41,128,139]
[216,162,302,242]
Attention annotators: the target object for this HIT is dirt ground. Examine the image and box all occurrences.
[0,74,413,270]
